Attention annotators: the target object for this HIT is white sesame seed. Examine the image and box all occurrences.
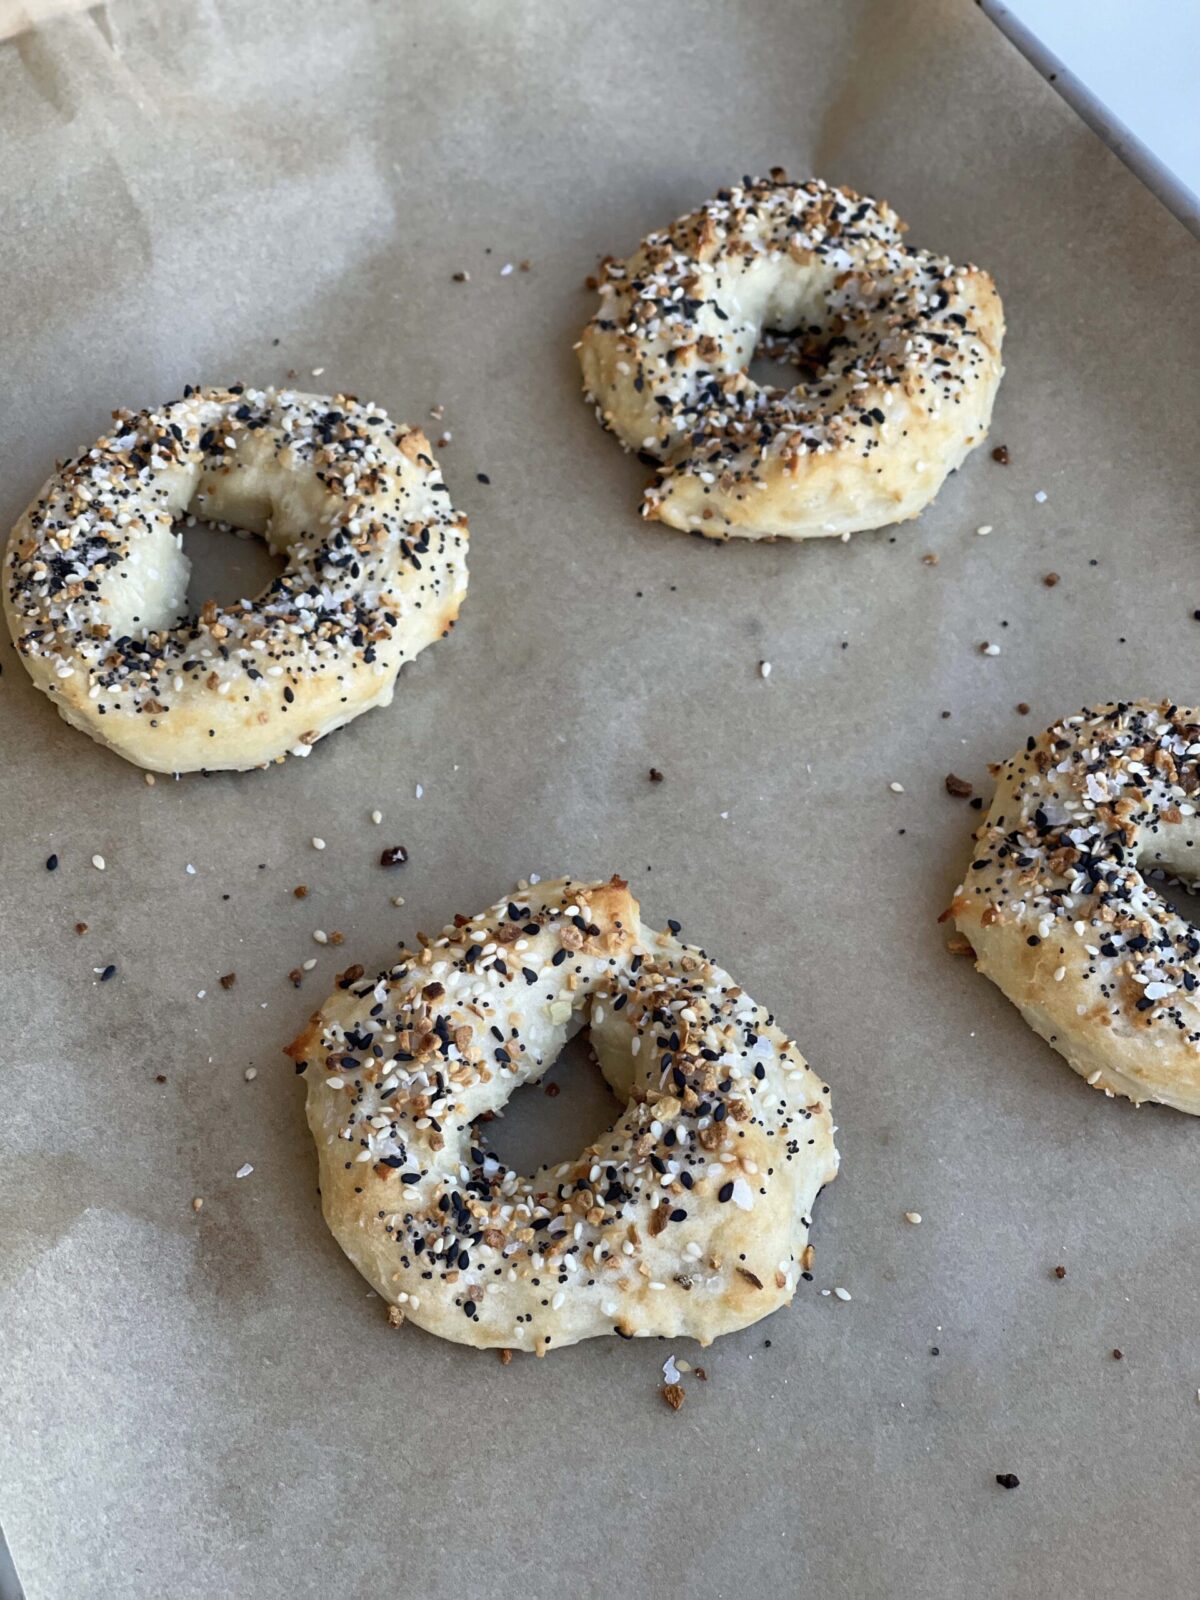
[325,1076,345,1090]
[302,957,317,971]
[313,929,329,944]
[500,262,514,276]
[889,781,905,793]
[371,809,382,824]
[833,1285,852,1301]
[976,524,993,536]
[144,773,156,786]
[311,367,325,377]
[312,837,326,850]
[415,783,424,799]
[759,660,772,679]
[244,1067,257,1081]
[392,895,405,907]
[904,1211,922,1225]
[92,854,106,870]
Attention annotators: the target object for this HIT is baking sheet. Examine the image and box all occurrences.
[1,2,1197,1596]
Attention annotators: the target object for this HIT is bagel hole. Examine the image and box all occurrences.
[477,1032,623,1176]
[180,514,286,616]
[1146,869,1200,921]
[747,325,833,393]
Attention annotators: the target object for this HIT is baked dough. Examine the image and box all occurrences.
[3,385,468,772]
[288,876,839,1354]
[953,701,1200,1114]
[578,172,1004,540]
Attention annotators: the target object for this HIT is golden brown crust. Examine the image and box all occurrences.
[954,701,1200,1113]
[3,386,469,772]
[292,876,839,1354]
[579,174,1004,540]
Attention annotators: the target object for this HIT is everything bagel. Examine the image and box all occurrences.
[578,173,1004,540]
[3,385,468,772]
[954,701,1200,1114]
[288,876,838,1354]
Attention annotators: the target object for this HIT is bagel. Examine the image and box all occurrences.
[287,875,838,1354]
[953,701,1200,1114]
[578,172,1004,540]
[3,385,468,772]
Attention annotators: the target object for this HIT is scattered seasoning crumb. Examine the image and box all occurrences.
[313,929,329,945]
[661,1383,686,1411]
[391,895,405,907]
[1034,490,1047,503]
[371,809,382,825]
[889,781,905,793]
[386,1304,405,1328]
[219,972,236,990]
[415,783,424,799]
[922,551,939,565]
[185,864,196,876]
[500,262,514,276]
[758,660,772,679]
[312,837,326,851]
[244,1067,257,1081]
[663,1355,681,1384]
[144,772,156,786]
[235,1163,253,1179]
[191,1197,204,1212]
[1016,701,1031,715]
[452,270,470,282]
[74,921,87,934]
[380,845,409,868]
[946,932,975,956]
[544,1081,560,1098]
[294,885,308,899]
[98,963,117,982]
[330,931,344,946]
[1053,1264,1067,1279]
[905,1211,923,1225]
[648,767,664,783]
[981,642,1001,656]
[996,1473,1020,1490]
[976,524,993,536]
[992,444,1010,464]
[1044,572,1060,587]
[1112,1348,1124,1360]
[288,967,304,987]
[498,1348,512,1365]
[694,1366,708,1381]
[155,1073,167,1083]
[833,1285,852,1302]
[92,854,106,870]
[945,773,973,798]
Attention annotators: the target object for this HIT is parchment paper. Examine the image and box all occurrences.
[1,3,1197,1597]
